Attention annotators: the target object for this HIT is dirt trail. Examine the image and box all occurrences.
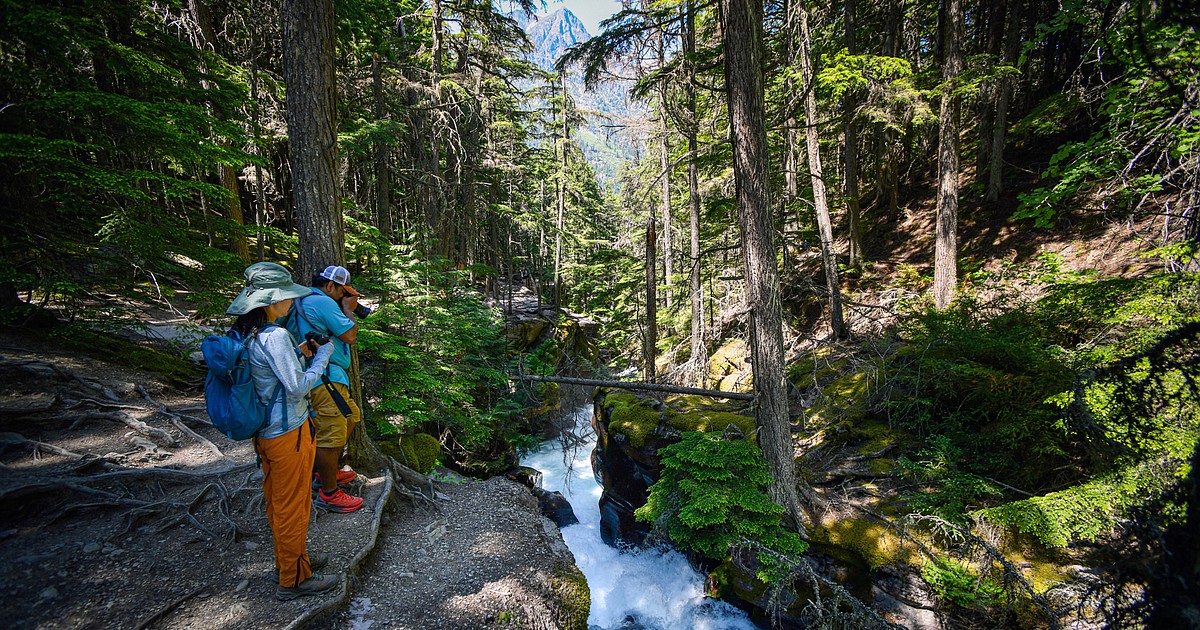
[324,476,587,630]
[0,326,583,630]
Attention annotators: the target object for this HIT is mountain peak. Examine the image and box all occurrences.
[525,8,591,71]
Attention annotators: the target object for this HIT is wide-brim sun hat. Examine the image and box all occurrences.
[227,262,311,315]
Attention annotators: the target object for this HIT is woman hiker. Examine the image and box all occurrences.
[227,262,341,600]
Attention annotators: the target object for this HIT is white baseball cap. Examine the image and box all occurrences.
[319,265,358,295]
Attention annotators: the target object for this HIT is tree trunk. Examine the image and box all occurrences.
[987,0,1022,201]
[282,0,343,281]
[686,0,705,387]
[934,0,964,310]
[645,215,657,381]
[250,26,267,262]
[189,0,250,263]
[658,30,673,311]
[554,72,568,308]
[660,113,673,311]
[976,0,1005,188]
[720,0,806,535]
[372,52,392,238]
[843,0,863,267]
[798,3,845,337]
[877,0,902,219]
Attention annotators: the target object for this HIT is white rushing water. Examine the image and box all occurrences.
[521,406,758,630]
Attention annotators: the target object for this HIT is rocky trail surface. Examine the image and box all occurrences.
[324,476,588,630]
[0,321,586,630]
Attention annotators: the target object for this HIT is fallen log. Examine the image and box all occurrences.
[514,374,755,401]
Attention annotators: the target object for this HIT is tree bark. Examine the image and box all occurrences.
[554,72,568,308]
[720,0,806,535]
[282,0,343,281]
[372,52,392,238]
[658,29,673,312]
[843,0,863,267]
[934,0,964,310]
[987,0,1022,201]
[686,0,705,387]
[797,3,845,337]
[188,0,250,264]
[645,215,657,381]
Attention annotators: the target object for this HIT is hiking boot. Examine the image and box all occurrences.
[274,573,339,601]
[314,488,363,513]
[312,467,358,490]
[274,552,329,580]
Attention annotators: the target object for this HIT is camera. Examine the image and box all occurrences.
[342,296,371,318]
[304,331,331,352]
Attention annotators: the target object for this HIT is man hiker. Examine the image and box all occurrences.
[282,265,365,513]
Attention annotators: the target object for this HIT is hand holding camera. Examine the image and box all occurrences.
[341,295,371,319]
[304,331,332,355]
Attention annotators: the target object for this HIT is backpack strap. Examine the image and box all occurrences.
[291,295,333,378]
[251,327,288,433]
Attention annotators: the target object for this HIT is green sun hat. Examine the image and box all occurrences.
[226,262,310,315]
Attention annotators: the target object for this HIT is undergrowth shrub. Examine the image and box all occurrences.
[636,432,808,581]
[882,273,1199,540]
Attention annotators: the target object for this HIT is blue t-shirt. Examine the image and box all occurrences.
[281,287,355,387]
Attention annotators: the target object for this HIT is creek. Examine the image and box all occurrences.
[521,403,759,630]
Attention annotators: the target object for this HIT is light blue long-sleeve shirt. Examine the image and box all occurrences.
[247,326,334,439]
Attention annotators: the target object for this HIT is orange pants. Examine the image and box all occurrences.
[255,421,316,587]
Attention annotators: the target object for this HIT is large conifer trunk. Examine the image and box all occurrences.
[282,0,343,281]
[720,0,805,533]
[934,0,964,310]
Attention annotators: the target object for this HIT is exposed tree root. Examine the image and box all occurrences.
[135,385,223,458]
[133,583,210,630]
[0,432,88,460]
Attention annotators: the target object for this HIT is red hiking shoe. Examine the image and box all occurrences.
[314,488,363,513]
[312,467,358,490]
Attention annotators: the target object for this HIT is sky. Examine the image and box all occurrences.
[541,0,623,34]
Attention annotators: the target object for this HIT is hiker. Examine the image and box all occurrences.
[226,262,340,600]
[282,265,365,513]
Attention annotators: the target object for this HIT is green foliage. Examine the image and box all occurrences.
[975,459,1178,548]
[353,234,531,464]
[897,436,1002,526]
[0,0,258,318]
[1012,9,1199,227]
[884,273,1199,542]
[636,432,807,576]
[922,559,1005,610]
[882,297,1076,488]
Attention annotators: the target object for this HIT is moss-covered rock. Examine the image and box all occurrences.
[663,408,756,437]
[398,433,441,474]
[814,512,915,570]
[550,563,591,630]
[602,392,663,449]
[708,339,751,392]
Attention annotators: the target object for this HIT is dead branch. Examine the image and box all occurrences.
[515,373,756,401]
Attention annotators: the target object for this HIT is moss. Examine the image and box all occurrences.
[708,339,749,386]
[664,408,755,437]
[786,347,841,390]
[868,458,897,475]
[604,392,662,449]
[814,514,915,570]
[397,433,441,474]
[550,563,591,630]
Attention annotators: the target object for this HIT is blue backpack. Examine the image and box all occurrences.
[201,325,285,440]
